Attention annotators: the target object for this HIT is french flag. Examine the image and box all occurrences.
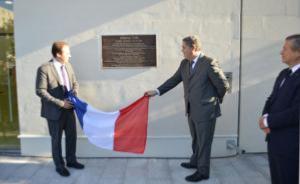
[68,93,149,154]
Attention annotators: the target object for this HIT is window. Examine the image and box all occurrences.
[0,5,19,150]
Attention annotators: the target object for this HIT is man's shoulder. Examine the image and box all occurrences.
[202,55,214,62]
[38,60,53,70]
[180,58,189,63]
[281,67,289,72]
[201,55,219,67]
[278,67,289,77]
[179,58,189,66]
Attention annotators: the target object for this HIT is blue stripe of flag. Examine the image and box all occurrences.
[67,92,87,128]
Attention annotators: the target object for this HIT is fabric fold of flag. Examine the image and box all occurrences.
[68,93,149,154]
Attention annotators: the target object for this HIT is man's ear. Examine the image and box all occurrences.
[56,53,61,58]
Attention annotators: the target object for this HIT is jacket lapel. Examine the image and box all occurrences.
[182,60,190,79]
[188,56,206,91]
[194,55,205,74]
[65,63,73,89]
[291,67,300,79]
[189,55,205,78]
[271,68,296,103]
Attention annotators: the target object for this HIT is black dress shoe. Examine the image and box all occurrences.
[185,171,209,182]
[67,162,85,169]
[180,162,197,169]
[56,167,70,177]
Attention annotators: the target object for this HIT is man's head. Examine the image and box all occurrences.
[51,41,71,64]
[182,36,201,61]
[281,34,300,67]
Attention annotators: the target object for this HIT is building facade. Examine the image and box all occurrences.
[14,0,300,157]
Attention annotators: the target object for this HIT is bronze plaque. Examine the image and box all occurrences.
[102,35,156,67]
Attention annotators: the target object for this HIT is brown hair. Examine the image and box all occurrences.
[182,36,202,51]
[286,34,300,51]
[51,41,68,57]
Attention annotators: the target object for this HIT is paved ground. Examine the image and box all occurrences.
[0,153,270,184]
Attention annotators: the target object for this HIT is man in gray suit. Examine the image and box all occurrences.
[146,36,229,182]
[36,41,84,177]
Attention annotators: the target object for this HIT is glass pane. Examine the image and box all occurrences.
[0,8,13,34]
[0,36,13,60]
[0,14,19,149]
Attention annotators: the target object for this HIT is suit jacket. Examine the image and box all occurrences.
[158,55,229,122]
[36,59,79,121]
[262,68,300,155]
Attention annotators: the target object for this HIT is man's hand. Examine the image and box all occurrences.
[63,100,73,109]
[145,90,158,97]
[259,116,270,134]
[263,128,271,134]
[259,116,266,129]
[72,91,78,97]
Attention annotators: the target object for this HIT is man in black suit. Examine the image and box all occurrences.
[36,41,84,176]
[259,34,300,184]
[146,36,229,182]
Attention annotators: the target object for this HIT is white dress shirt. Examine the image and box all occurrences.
[53,58,71,91]
[190,52,204,70]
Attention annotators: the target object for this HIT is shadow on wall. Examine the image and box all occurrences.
[240,40,285,110]
[15,0,289,132]
[222,40,286,122]
[15,0,169,82]
[14,0,164,58]
[241,42,284,88]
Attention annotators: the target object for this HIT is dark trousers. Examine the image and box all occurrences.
[188,116,216,176]
[268,143,299,184]
[47,109,77,169]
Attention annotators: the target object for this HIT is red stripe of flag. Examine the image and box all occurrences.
[113,96,149,154]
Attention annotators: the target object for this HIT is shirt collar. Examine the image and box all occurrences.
[53,58,64,67]
[192,52,204,64]
[291,63,300,73]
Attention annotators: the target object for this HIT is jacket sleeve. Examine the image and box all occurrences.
[35,66,64,107]
[157,61,183,96]
[207,59,229,103]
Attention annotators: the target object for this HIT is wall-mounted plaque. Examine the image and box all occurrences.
[102,35,156,67]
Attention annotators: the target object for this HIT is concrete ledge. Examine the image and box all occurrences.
[19,134,237,158]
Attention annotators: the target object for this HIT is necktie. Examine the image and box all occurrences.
[190,61,195,74]
[61,65,69,92]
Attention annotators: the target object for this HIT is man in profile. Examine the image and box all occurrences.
[259,34,300,184]
[36,41,84,176]
[146,35,229,182]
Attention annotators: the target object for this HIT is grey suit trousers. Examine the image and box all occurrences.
[188,116,216,176]
[47,109,77,169]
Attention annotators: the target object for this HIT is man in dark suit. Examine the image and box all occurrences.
[36,41,84,177]
[146,36,229,182]
[259,34,300,184]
